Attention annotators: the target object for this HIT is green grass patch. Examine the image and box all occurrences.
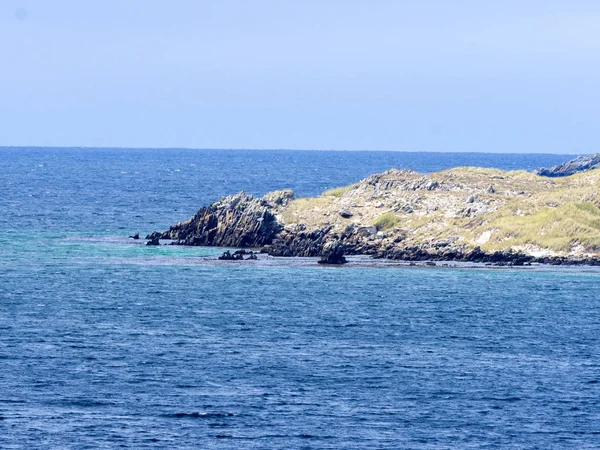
[322,184,354,198]
[373,212,400,230]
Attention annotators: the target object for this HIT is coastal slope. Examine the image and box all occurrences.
[147,167,600,264]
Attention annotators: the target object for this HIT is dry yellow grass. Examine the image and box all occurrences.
[322,184,355,197]
[272,167,600,255]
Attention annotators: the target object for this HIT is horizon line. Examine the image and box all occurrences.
[0,145,592,156]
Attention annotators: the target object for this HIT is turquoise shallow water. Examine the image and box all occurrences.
[1,148,599,449]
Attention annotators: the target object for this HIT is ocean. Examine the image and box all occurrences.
[1,148,599,449]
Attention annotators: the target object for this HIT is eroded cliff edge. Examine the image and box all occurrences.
[146,166,600,265]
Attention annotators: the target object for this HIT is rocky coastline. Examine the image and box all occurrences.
[144,158,600,266]
[533,153,600,177]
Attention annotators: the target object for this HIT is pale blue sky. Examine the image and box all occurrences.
[1,1,599,152]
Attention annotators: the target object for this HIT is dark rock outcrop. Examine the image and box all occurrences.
[372,245,538,265]
[221,249,258,260]
[218,250,243,260]
[146,236,160,246]
[534,153,600,177]
[317,240,347,265]
[264,226,333,257]
[146,191,290,248]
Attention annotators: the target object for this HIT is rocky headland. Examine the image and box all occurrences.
[146,160,600,266]
[534,153,600,177]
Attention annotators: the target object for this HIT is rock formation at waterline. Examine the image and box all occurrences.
[145,163,600,265]
[534,153,600,177]
[146,190,292,247]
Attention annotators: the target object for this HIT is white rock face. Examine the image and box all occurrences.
[476,230,492,245]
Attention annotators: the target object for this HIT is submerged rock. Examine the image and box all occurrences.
[218,249,258,261]
[218,250,233,260]
[218,250,243,260]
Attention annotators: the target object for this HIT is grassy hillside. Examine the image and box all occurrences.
[276,167,600,256]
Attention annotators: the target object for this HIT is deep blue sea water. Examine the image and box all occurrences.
[1,148,599,449]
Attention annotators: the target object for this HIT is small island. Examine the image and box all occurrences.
[145,155,600,266]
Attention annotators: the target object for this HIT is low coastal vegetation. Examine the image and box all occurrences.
[280,196,332,225]
[482,202,600,252]
[373,212,400,230]
[280,166,600,257]
[322,184,355,197]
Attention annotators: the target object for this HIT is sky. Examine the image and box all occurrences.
[1,1,599,153]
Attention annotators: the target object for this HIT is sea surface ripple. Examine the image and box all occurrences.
[1,148,599,449]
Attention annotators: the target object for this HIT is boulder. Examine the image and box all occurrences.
[318,240,347,265]
[218,250,236,260]
[426,181,439,190]
[357,226,377,237]
[146,236,160,246]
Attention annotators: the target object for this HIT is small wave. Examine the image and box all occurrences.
[167,412,234,419]
[62,399,115,407]
[483,397,522,402]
